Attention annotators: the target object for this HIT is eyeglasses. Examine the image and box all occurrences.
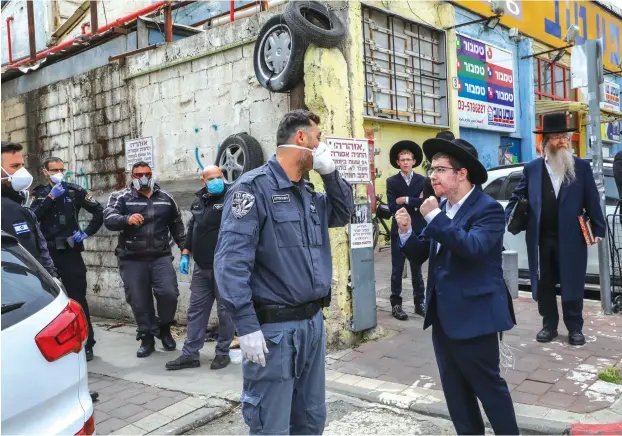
[132,172,152,179]
[549,134,569,142]
[47,168,65,174]
[430,166,461,175]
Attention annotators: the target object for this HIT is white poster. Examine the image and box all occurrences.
[326,137,371,183]
[350,204,373,249]
[125,137,154,171]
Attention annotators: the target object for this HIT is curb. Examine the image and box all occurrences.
[327,379,571,436]
[149,402,238,435]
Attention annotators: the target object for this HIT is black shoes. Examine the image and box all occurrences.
[392,305,408,321]
[415,303,425,317]
[536,328,558,343]
[159,325,177,351]
[85,347,93,362]
[137,335,156,358]
[166,355,200,370]
[210,355,231,370]
[569,331,586,346]
[90,391,99,402]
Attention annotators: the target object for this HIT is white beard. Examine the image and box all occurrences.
[546,146,576,184]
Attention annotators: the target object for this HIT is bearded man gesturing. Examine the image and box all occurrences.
[506,113,606,346]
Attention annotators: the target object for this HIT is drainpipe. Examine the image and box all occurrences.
[230,0,235,22]
[26,0,36,62]
[164,4,173,42]
[6,0,169,70]
[6,16,14,64]
[90,1,98,34]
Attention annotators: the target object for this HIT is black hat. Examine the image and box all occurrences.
[422,137,487,185]
[435,131,455,141]
[534,112,577,134]
[389,140,423,169]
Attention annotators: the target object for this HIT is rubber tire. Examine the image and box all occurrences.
[253,14,307,93]
[216,133,264,185]
[284,1,346,48]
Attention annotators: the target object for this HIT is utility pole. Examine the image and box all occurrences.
[586,39,612,315]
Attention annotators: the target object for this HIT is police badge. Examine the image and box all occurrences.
[232,191,255,218]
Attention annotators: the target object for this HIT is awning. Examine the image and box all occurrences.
[534,100,622,125]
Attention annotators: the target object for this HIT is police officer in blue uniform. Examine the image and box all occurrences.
[31,157,103,361]
[214,110,354,435]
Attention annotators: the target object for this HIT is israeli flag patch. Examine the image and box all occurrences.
[13,222,30,234]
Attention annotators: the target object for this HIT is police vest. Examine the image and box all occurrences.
[1,195,42,261]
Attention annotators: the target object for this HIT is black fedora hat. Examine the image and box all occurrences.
[422,137,487,185]
[389,140,423,169]
[435,131,455,141]
[534,112,577,134]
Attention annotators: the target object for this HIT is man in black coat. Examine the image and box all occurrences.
[386,140,426,319]
[614,150,622,199]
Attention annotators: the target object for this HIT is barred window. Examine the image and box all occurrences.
[362,5,449,126]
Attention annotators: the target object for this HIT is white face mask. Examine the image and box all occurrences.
[278,142,331,171]
[1,166,33,192]
[50,172,64,185]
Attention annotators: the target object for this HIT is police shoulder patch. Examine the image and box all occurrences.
[231,191,255,218]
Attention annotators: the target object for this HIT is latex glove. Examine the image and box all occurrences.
[313,142,336,175]
[72,230,89,243]
[239,330,269,366]
[180,255,189,275]
[50,183,65,199]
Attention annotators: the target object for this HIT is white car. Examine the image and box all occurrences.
[1,231,95,435]
[483,158,620,292]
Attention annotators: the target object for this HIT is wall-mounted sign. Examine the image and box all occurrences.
[601,82,621,112]
[350,204,374,249]
[603,122,621,143]
[125,137,155,171]
[326,137,371,183]
[456,34,516,133]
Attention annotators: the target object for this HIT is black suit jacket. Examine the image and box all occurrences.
[386,172,427,235]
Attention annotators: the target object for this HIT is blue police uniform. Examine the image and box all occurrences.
[214,154,354,435]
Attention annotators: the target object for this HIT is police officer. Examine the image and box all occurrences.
[104,161,186,358]
[214,110,355,435]
[166,165,234,371]
[1,142,57,278]
[31,157,103,361]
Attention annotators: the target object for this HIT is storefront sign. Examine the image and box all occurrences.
[601,81,621,112]
[457,34,516,132]
[454,0,622,72]
[604,122,621,142]
[326,137,371,183]
[125,137,154,171]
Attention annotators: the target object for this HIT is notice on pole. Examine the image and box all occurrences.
[350,204,373,249]
[125,137,154,171]
[326,137,371,183]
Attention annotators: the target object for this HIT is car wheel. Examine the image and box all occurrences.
[216,133,264,185]
[284,1,346,48]
[253,14,307,92]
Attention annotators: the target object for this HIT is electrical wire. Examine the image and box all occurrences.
[102,1,108,27]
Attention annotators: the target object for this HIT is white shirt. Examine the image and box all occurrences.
[544,159,562,198]
[401,171,413,204]
[399,186,476,251]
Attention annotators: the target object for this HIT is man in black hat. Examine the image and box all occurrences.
[506,112,605,346]
[395,136,518,435]
[386,140,426,319]
[422,131,455,200]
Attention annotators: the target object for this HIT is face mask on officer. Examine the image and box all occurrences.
[131,167,154,191]
[277,141,335,175]
[49,172,64,185]
[206,177,225,195]
[1,166,33,192]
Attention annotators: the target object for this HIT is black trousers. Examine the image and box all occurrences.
[390,232,425,306]
[538,236,584,333]
[49,248,95,349]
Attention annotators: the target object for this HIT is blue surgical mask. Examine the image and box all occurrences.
[206,178,225,195]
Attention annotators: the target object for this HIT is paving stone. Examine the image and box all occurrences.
[108,403,148,420]
[132,412,174,432]
[376,381,409,393]
[124,409,155,424]
[528,369,565,384]
[355,377,386,390]
[128,393,160,405]
[111,424,146,435]
[588,380,622,396]
[503,370,529,385]
[109,388,145,402]
[95,410,111,423]
[516,380,552,395]
[551,378,591,396]
[96,417,128,434]
[544,409,586,423]
[537,391,578,409]
[589,408,622,424]
[98,383,131,396]
[96,399,125,413]
[569,395,614,414]
[326,370,343,382]
[143,396,179,412]
[159,401,199,420]
[511,390,541,405]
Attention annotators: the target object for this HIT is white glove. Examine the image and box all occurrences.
[313,142,336,175]
[239,330,269,367]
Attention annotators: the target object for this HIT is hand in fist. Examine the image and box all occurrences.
[420,196,439,217]
[395,207,411,234]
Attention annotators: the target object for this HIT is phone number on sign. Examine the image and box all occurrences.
[458,100,486,114]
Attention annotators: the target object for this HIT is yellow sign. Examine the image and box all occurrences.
[453,0,622,71]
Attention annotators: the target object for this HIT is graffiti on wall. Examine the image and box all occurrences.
[65,168,90,190]
[194,124,221,170]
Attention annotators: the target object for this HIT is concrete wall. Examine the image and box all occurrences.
[1,8,289,325]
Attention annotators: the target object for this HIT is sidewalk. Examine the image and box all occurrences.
[324,251,622,433]
[88,321,242,434]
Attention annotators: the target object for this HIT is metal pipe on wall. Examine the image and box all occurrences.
[90,0,98,35]
[164,5,173,42]
[6,16,14,64]
[210,0,287,27]
[26,0,36,62]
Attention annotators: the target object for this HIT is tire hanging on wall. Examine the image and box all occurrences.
[253,14,307,93]
[283,1,346,48]
[216,133,264,185]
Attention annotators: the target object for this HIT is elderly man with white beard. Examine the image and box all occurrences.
[506,113,605,346]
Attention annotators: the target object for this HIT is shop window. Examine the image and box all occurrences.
[362,5,449,126]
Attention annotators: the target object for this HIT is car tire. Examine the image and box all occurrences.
[253,14,307,93]
[283,0,346,48]
[216,133,264,185]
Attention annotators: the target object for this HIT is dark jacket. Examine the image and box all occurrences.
[103,184,185,260]
[505,157,606,302]
[1,185,57,277]
[31,182,103,252]
[184,186,227,268]
[614,150,622,199]
[386,172,426,235]
[401,188,515,339]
